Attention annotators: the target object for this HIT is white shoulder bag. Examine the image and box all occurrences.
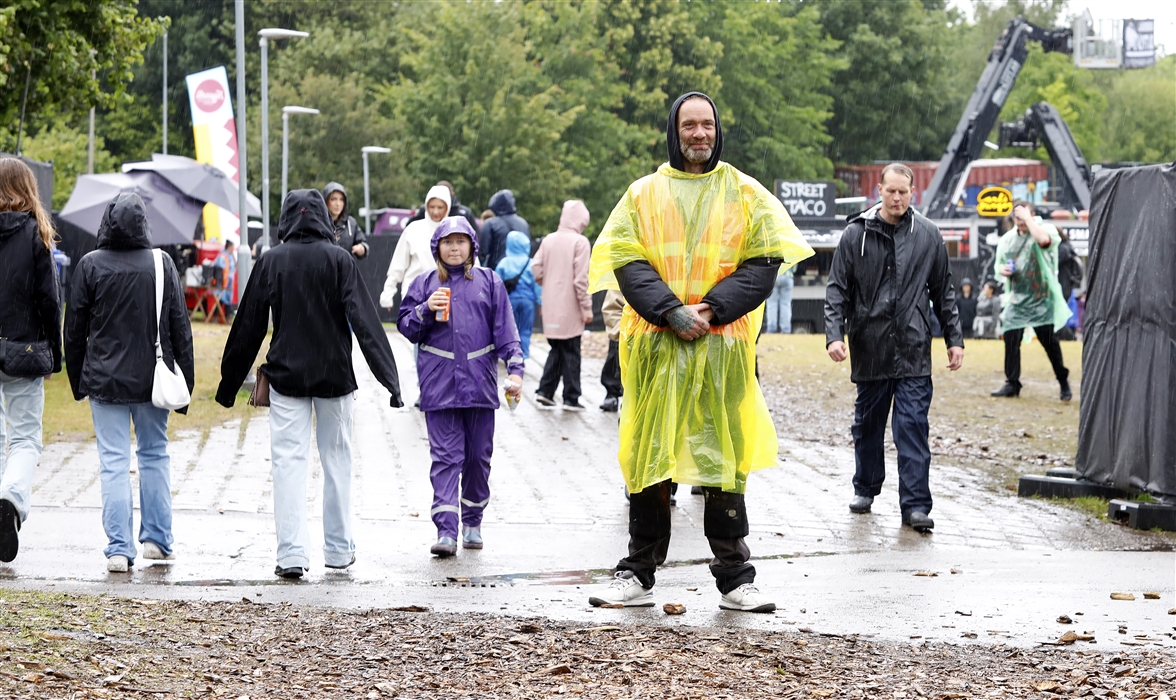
[151,250,191,410]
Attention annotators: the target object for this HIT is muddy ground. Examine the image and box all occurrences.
[1,589,1173,700]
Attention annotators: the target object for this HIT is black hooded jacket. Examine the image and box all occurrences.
[64,193,194,410]
[615,91,779,328]
[824,204,963,383]
[478,190,531,270]
[216,189,402,407]
[0,211,62,374]
[322,182,369,259]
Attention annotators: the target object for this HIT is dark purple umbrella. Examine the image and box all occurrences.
[59,171,205,246]
[122,154,262,218]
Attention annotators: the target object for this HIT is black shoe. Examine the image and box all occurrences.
[849,495,873,514]
[990,383,1020,398]
[600,396,619,412]
[274,565,305,579]
[1060,379,1072,402]
[0,499,19,563]
[902,511,935,532]
[690,485,703,495]
[535,393,556,407]
[563,399,585,412]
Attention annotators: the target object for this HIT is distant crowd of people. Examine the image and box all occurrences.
[0,90,1081,615]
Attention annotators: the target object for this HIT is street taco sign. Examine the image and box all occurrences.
[976,186,1013,217]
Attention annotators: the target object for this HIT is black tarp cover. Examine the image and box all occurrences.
[1075,162,1176,497]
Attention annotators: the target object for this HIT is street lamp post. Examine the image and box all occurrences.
[361,146,393,236]
[281,106,320,206]
[259,28,308,252]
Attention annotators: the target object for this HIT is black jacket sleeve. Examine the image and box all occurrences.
[215,257,271,407]
[32,237,62,372]
[348,216,368,257]
[824,226,857,348]
[928,237,964,349]
[341,255,403,407]
[701,258,782,326]
[614,261,682,328]
[477,221,492,267]
[63,260,92,400]
[164,254,195,414]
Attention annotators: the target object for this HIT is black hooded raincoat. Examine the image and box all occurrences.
[0,211,62,374]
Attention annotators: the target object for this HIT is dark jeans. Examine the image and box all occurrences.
[538,336,582,402]
[851,376,934,516]
[616,480,755,594]
[1003,325,1068,388]
[600,339,623,399]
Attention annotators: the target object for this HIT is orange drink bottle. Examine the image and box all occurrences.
[436,286,451,322]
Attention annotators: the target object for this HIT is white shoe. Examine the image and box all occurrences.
[107,555,130,573]
[588,571,655,607]
[141,542,174,561]
[719,583,776,612]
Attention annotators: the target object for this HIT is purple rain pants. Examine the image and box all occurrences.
[425,408,495,539]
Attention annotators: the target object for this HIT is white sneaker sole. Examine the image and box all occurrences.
[719,601,777,613]
[587,595,655,608]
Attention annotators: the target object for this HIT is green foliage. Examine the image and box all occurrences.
[1094,55,1176,163]
[19,119,119,209]
[0,0,167,151]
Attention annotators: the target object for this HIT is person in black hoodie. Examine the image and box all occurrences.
[217,189,402,579]
[0,158,63,564]
[64,192,195,573]
[478,189,530,270]
[322,182,369,259]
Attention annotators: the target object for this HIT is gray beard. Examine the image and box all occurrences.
[680,141,713,165]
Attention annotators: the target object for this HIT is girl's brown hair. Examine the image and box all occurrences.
[435,233,475,282]
[0,158,56,251]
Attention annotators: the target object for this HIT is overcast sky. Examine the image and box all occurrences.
[951,0,1174,58]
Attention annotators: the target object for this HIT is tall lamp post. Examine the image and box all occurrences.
[281,106,319,206]
[234,0,249,292]
[361,146,392,236]
[259,28,308,252]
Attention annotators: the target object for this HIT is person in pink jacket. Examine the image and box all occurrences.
[532,200,592,410]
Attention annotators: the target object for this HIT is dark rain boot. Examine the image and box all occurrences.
[990,383,1021,398]
[1059,378,1072,402]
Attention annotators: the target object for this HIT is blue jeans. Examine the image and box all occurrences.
[850,377,934,515]
[510,297,535,359]
[0,371,44,523]
[765,271,794,333]
[91,401,173,561]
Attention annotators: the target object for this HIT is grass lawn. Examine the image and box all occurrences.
[43,326,265,444]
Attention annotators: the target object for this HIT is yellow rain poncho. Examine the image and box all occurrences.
[589,162,814,494]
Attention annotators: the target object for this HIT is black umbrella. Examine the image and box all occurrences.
[59,171,204,246]
[122,153,262,218]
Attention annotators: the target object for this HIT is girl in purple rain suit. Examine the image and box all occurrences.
[397,217,525,557]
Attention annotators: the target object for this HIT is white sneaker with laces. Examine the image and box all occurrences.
[107,555,130,573]
[141,542,174,561]
[719,583,776,613]
[587,571,655,607]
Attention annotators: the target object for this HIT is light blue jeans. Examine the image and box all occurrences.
[90,400,173,561]
[269,388,356,569]
[0,371,45,523]
[766,270,794,333]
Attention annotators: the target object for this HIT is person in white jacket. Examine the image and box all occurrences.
[380,185,452,309]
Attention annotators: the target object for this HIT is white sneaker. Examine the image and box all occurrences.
[719,583,776,613]
[588,571,655,607]
[141,542,174,561]
[106,555,130,573]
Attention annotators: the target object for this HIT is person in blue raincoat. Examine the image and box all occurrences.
[494,230,540,359]
[398,217,525,557]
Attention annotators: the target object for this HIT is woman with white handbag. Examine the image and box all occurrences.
[64,193,194,573]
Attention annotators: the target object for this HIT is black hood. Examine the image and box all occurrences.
[488,189,517,216]
[0,211,32,240]
[279,189,336,243]
[323,181,349,221]
[96,193,152,250]
[666,91,724,174]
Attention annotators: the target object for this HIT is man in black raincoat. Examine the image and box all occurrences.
[824,163,964,532]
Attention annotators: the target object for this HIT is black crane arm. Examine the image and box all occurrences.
[922,18,1072,218]
[998,102,1092,211]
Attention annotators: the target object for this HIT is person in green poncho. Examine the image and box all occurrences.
[991,202,1073,401]
[584,92,814,613]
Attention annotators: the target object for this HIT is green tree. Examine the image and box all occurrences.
[19,118,119,209]
[703,2,843,183]
[1094,54,1176,163]
[0,0,167,151]
[813,0,957,163]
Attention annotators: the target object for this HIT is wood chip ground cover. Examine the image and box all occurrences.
[2,590,1173,699]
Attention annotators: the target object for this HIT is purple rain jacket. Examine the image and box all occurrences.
[397,217,525,411]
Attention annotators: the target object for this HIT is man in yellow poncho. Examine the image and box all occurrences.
[585,92,814,613]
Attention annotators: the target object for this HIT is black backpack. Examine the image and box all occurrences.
[503,261,530,293]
